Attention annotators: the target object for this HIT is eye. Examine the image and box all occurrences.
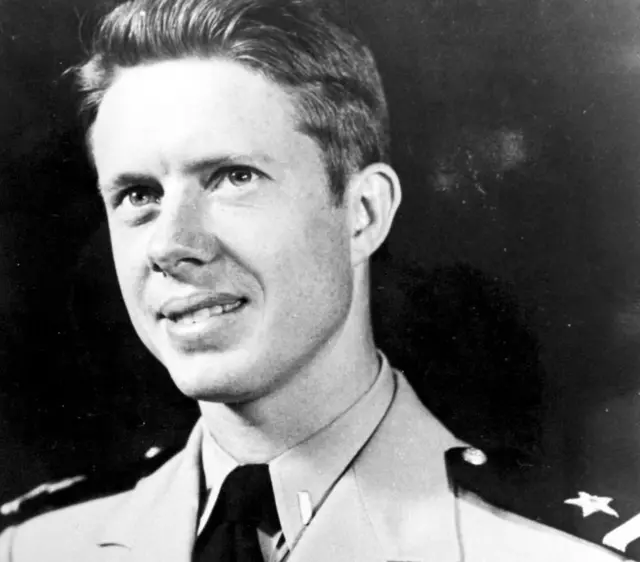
[227,168,256,187]
[119,186,161,208]
[208,166,265,190]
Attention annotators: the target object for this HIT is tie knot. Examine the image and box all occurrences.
[215,464,279,528]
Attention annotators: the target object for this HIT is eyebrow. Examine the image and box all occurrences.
[98,173,156,196]
[180,152,276,175]
[98,152,277,195]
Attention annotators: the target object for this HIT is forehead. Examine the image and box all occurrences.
[90,57,308,177]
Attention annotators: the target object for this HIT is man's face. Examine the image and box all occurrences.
[91,57,354,403]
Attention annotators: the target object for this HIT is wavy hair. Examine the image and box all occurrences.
[73,0,390,203]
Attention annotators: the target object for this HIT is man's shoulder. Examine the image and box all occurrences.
[456,488,628,561]
[0,486,128,561]
[447,446,630,561]
[0,444,181,527]
[357,371,628,560]
[0,443,183,559]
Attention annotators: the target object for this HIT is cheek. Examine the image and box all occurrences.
[273,211,352,301]
[109,232,161,355]
[304,208,351,268]
[108,226,147,301]
[217,202,351,312]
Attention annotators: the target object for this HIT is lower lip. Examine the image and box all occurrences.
[162,301,247,346]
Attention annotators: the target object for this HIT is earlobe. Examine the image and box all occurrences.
[348,163,402,265]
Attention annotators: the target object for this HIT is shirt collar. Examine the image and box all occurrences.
[199,352,396,549]
[200,418,238,502]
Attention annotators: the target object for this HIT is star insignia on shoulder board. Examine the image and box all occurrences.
[564,491,619,518]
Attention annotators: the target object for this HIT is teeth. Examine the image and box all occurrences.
[172,300,243,324]
[192,308,214,322]
[222,301,242,313]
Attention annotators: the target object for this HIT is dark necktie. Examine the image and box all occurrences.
[193,464,281,562]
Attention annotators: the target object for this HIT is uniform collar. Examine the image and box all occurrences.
[96,358,463,562]
[353,371,464,561]
[199,352,396,551]
[96,421,204,559]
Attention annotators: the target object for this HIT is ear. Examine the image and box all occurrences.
[346,163,402,266]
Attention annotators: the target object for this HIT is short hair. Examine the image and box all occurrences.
[74,0,390,203]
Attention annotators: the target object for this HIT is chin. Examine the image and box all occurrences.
[163,352,260,404]
[171,373,250,404]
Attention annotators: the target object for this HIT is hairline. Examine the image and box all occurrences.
[83,54,347,201]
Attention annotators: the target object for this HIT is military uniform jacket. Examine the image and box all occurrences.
[0,370,627,562]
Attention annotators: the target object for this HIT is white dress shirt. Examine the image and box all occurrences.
[197,353,397,561]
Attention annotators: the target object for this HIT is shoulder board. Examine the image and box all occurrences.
[446,446,548,510]
[0,444,181,527]
[446,446,640,560]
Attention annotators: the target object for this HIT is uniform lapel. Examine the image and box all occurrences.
[95,422,204,562]
[286,468,385,562]
[289,372,464,562]
[92,373,463,562]
[355,374,464,562]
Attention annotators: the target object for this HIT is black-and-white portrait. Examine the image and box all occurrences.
[1,0,640,560]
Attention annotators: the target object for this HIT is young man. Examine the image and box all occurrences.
[0,0,628,560]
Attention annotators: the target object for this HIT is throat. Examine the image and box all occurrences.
[198,401,293,463]
[197,354,381,464]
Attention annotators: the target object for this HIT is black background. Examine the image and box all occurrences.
[1,0,640,513]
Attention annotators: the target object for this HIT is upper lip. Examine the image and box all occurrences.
[158,293,246,320]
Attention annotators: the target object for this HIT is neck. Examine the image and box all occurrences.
[198,298,379,464]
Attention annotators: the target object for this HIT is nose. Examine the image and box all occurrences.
[147,187,218,279]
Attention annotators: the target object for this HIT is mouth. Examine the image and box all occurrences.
[157,293,249,349]
[159,293,249,325]
[167,299,246,325]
